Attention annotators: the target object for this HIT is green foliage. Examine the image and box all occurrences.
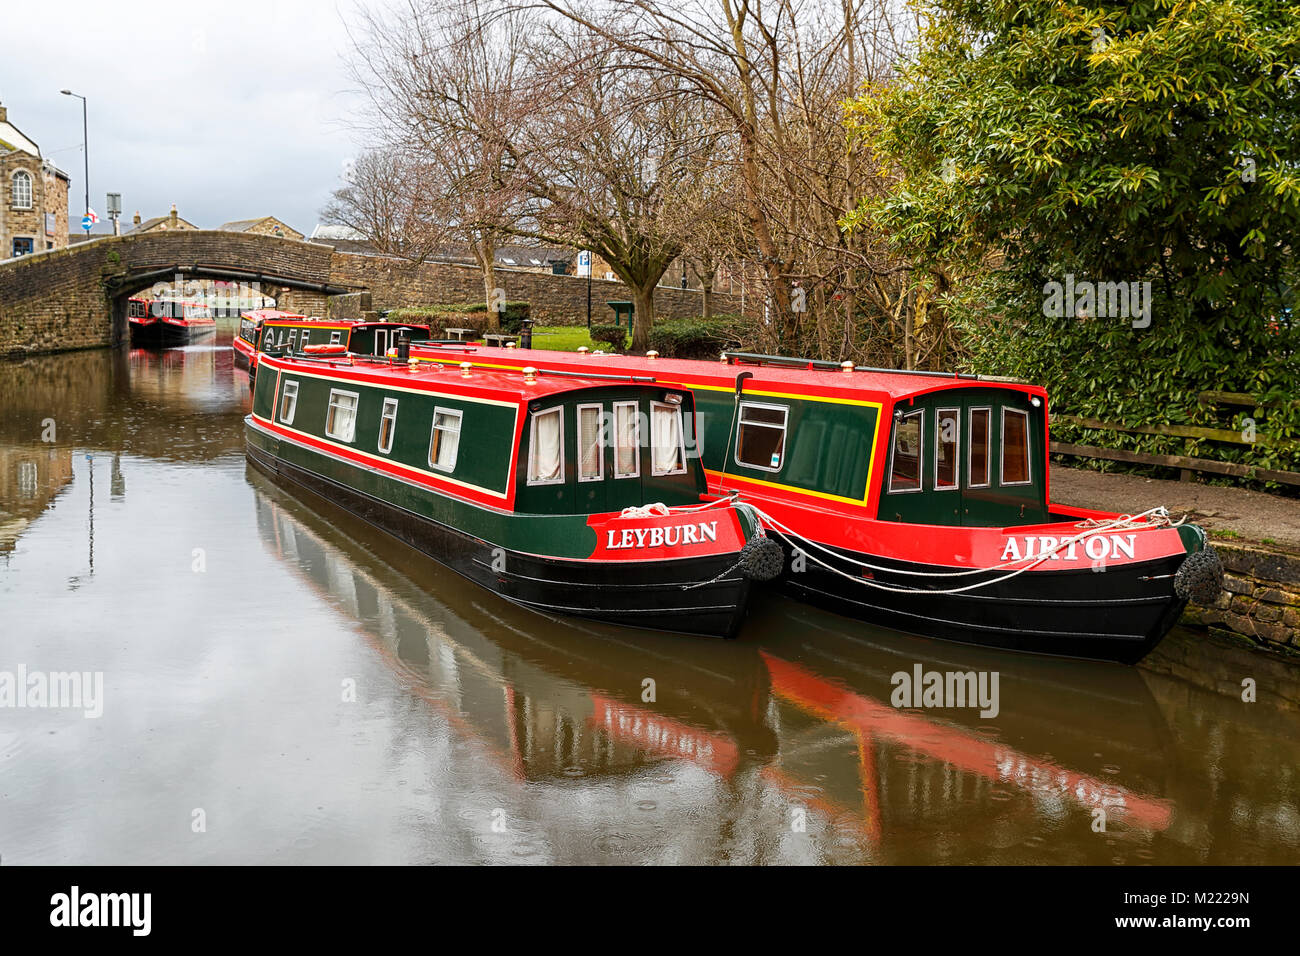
[589,323,630,353]
[647,317,742,359]
[847,0,1300,478]
[386,302,530,334]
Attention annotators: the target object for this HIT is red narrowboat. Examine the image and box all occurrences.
[395,343,1224,663]
[246,316,435,388]
[128,297,218,347]
[234,309,304,368]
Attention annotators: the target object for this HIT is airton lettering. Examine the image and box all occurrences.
[999,533,1137,563]
[606,521,719,550]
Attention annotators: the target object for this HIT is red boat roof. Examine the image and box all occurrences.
[242,309,305,322]
[259,352,672,404]
[408,343,1047,403]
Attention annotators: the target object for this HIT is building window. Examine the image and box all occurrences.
[577,404,604,482]
[11,171,32,209]
[429,407,462,472]
[378,398,399,454]
[279,380,299,425]
[528,407,563,484]
[650,402,686,476]
[888,409,923,493]
[1001,408,1031,485]
[613,402,640,479]
[935,407,960,490]
[968,407,991,488]
[735,402,787,472]
[325,389,359,443]
[11,237,34,258]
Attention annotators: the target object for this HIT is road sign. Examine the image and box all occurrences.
[577,250,592,278]
[81,215,93,231]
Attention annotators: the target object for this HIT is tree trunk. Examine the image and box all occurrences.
[482,261,500,331]
[702,282,714,319]
[631,285,656,354]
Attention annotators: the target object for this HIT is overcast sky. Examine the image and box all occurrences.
[2,0,368,234]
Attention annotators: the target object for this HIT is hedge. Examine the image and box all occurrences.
[386,301,531,334]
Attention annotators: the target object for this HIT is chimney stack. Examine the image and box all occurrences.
[0,102,8,123]
[168,204,178,228]
[133,210,141,226]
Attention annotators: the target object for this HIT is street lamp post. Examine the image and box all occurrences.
[60,90,89,232]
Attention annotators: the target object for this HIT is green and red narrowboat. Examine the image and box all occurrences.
[246,315,434,387]
[245,350,778,637]
[399,343,1224,664]
[234,308,304,368]
[128,296,218,347]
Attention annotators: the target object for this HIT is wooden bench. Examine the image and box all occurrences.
[442,327,478,341]
[483,333,520,348]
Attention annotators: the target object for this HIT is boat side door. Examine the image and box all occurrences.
[960,390,1047,526]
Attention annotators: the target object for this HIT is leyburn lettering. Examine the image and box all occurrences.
[606,521,718,550]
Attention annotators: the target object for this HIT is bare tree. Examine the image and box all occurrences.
[321,149,448,263]
[347,0,531,328]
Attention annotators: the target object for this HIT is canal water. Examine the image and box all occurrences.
[1,335,1297,865]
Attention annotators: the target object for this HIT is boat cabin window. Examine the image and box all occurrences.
[378,398,399,454]
[651,401,687,476]
[1001,408,1031,485]
[288,329,298,351]
[325,389,359,443]
[429,407,462,472]
[374,330,388,356]
[888,409,923,492]
[528,408,564,484]
[330,331,342,345]
[129,299,148,319]
[279,380,299,425]
[968,407,991,487]
[577,404,604,482]
[935,407,959,490]
[735,402,787,472]
[613,402,640,479]
[300,330,310,348]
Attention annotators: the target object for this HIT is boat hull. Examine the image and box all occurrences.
[245,425,753,639]
[130,319,217,347]
[770,534,1187,664]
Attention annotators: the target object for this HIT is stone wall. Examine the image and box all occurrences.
[1181,543,1300,654]
[328,252,745,325]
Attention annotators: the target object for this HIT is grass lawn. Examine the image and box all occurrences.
[530,325,598,351]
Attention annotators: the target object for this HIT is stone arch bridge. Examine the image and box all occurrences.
[0,231,352,355]
[0,229,740,356]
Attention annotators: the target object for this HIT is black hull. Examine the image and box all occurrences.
[246,438,753,639]
[130,322,216,348]
[773,535,1186,664]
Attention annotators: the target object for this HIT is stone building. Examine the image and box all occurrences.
[219,215,303,241]
[0,101,70,259]
[128,204,198,233]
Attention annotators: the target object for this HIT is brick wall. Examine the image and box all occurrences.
[327,252,744,325]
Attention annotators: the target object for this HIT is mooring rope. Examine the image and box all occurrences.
[744,504,1179,596]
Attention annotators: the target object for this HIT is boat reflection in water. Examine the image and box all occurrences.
[249,464,1216,863]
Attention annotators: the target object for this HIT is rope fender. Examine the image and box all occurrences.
[1174,546,1224,606]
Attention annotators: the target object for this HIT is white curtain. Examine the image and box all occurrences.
[616,404,639,476]
[531,410,562,482]
[652,405,682,474]
[578,407,602,479]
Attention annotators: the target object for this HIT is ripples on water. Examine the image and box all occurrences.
[0,335,1297,864]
